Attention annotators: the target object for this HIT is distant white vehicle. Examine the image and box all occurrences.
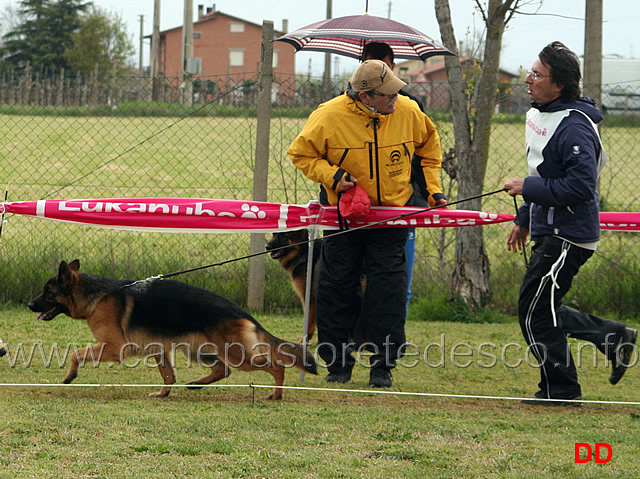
[600,56,640,114]
[601,86,640,114]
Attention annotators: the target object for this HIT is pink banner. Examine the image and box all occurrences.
[314,205,514,229]
[2,198,514,233]
[2,198,638,232]
[599,212,640,231]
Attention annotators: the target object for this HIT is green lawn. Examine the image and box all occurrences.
[1,305,638,478]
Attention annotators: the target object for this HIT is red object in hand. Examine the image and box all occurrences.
[339,186,371,221]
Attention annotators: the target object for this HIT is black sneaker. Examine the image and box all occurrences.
[369,369,392,388]
[521,391,582,407]
[325,371,351,384]
[610,327,638,385]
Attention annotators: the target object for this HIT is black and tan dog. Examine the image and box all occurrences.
[266,230,321,340]
[28,260,317,400]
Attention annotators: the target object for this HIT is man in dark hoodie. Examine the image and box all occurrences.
[504,41,637,406]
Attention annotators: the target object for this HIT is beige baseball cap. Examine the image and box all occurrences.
[349,59,406,95]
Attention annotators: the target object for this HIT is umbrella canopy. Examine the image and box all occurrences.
[275,14,455,61]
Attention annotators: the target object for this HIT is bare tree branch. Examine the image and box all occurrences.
[474,0,489,25]
[504,0,521,25]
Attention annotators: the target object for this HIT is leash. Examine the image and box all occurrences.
[336,173,355,231]
[512,195,529,266]
[324,187,508,239]
[130,188,508,284]
[336,191,348,231]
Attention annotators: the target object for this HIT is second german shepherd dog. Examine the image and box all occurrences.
[266,230,321,340]
[28,260,317,400]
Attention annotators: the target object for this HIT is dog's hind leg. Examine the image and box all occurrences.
[263,364,286,400]
[186,361,229,390]
[150,353,176,398]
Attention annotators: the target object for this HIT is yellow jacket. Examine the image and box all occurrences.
[288,92,443,207]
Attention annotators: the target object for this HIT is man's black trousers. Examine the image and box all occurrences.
[316,227,409,374]
[518,235,626,398]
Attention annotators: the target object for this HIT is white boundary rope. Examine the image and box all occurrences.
[0,382,638,406]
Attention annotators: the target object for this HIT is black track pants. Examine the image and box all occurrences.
[518,235,625,398]
[315,227,409,374]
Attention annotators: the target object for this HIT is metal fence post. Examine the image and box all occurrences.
[247,20,274,311]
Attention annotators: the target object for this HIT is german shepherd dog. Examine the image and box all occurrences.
[266,230,321,341]
[28,260,317,400]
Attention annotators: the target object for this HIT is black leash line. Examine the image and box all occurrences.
[513,195,529,266]
[144,188,509,283]
[330,187,508,237]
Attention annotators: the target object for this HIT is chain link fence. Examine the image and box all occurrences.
[1,69,638,316]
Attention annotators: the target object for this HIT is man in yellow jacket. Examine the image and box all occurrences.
[288,59,444,387]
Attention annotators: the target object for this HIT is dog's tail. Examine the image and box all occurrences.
[258,330,318,375]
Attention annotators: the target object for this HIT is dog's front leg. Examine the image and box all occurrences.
[149,353,176,398]
[62,342,119,384]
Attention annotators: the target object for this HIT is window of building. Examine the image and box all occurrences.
[230,22,245,33]
[273,50,279,69]
[229,49,245,67]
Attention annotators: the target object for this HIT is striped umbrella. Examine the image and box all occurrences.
[274,14,455,61]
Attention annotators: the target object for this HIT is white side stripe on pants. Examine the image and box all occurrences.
[545,241,570,327]
[523,240,571,398]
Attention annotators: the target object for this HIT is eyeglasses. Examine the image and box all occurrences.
[527,70,551,81]
[368,90,396,98]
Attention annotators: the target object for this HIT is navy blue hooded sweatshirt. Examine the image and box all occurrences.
[517,96,606,244]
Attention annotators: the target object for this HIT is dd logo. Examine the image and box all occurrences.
[574,443,612,463]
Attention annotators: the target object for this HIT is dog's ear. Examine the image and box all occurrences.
[57,260,77,291]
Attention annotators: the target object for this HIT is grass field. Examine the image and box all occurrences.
[1,305,639,478]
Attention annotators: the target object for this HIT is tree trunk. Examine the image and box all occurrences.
[435,0,517,309]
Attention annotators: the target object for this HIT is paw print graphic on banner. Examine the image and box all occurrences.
[240,203,267,219]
